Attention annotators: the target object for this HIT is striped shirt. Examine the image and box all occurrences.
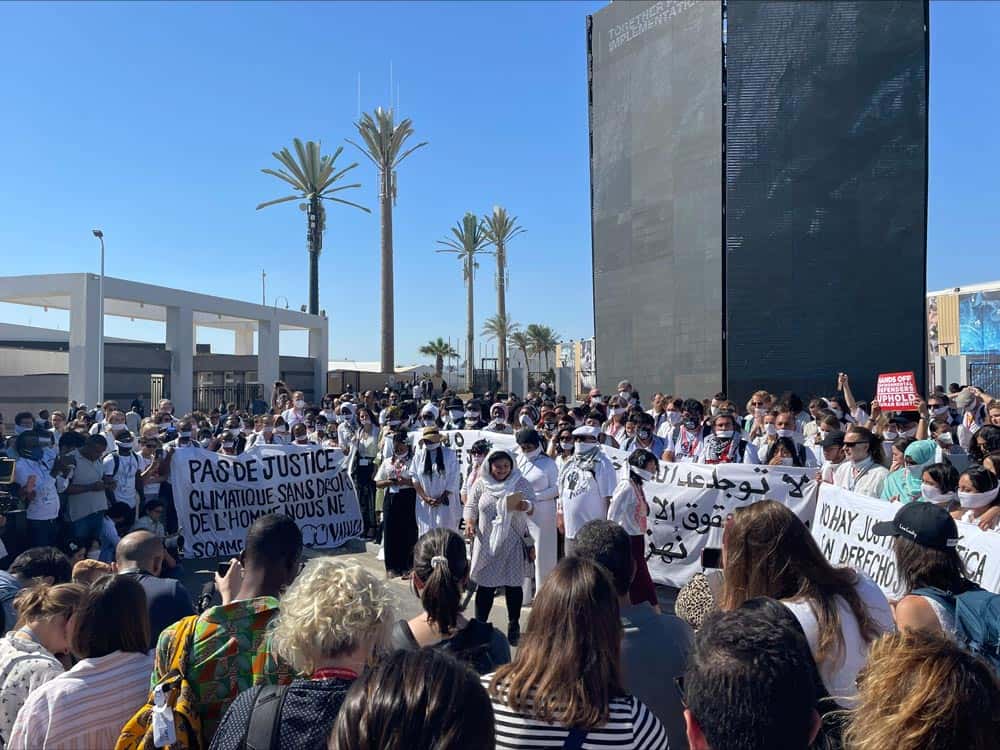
[483,674,669,749]
[8,649,152,750]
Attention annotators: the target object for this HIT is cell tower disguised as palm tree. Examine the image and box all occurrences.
[437,213,489,388]
[483,206,525,390]
[348,107,428,374]
[256,138,370,314]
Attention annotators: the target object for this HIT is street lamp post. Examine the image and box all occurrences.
[92,229,105,405]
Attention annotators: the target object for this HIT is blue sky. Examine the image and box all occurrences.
[0,0,995,363]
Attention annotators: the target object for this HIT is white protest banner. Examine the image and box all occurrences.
[811,484,1000,596]
[170,444,363,558]
[641,463,820,588]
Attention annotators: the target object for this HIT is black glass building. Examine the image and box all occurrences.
[587,0,928,403]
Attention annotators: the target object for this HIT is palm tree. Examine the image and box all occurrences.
[257,138,370,315]
[419,338,458,378]
[526,324,560,373]
[483,206,525,389]
[509,330,532,372]
[347,107,428,374]
[437,213,489,388]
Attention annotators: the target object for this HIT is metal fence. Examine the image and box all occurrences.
[968,362,1000,396]
[193,383,264,413]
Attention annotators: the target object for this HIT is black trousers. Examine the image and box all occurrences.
[382,487,417,576]
[352,462,376,534]
[475,585,523,626]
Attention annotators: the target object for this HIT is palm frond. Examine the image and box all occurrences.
[255,194,302,210]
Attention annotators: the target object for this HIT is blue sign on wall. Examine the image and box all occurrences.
[960,291,1000,355]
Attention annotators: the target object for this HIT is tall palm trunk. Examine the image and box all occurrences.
[380,173,394,374]
[435,354,443,377]
[308,195,321,315]
[496,243,507,390]
[466,256,475,388]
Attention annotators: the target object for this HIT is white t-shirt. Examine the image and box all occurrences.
[783,573,895,705]
[14,453,60,521]
[832,461,889,498]
[608,479,647,536]
[102,451,140,508]
[557,453,617,539]
[135,452,160,499]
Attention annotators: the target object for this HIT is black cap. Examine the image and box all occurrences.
[820,430,846,448]
[872,502,959,550]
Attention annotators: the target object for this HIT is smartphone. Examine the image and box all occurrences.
[155,448,164,460]
[217,561,231,577]
[701,547,723,569]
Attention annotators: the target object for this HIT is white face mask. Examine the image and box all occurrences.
[830,407,844,419]
[666,411,682,425]
[631,466,654,481]
[424,443,440,453]
[958,486,999,510]
[715,430,734,440]
[199,438,212,448]
[921,483,954,504]
[884,430,899,441]
[610,407,625,418]
[110,423,126,433]
[275,426,287,434]
[764,424,777,437]
[560,440,574,452]
[465,411,480,422]
[776,428,796,439]
[937,432,954,447]
[178,431,192,439]
[779,457,795,466]
[422,417,436,427]
[932,405,950,416]
[522,446,541,459]
[902,428,917,438]
[818,430,828,441]
[295,400,306,409]
[222,441,235,449]
[710,406,720,416]
[574,441,598,456]
[519,414,534,427]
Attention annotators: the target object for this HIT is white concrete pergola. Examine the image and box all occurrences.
[0,273,328,414]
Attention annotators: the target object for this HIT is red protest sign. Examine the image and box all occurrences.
[875,371,919,412]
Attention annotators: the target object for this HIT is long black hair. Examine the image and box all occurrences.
[422,441,447,475]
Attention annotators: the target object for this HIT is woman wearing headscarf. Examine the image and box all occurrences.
[484,403,513,434]
[461,439,492,508]
[411,426,461,536]
[882,439,937,503]
[464,447,536,645]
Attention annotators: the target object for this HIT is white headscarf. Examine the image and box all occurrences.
[480,447,523,555]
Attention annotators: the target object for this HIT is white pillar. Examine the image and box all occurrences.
[308,324,329,402]
[68,274,101,406]
[166,305,194,415]
[234,325,255,356]
[257,319,279,395]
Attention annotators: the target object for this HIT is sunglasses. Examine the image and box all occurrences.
[843,441,864,448]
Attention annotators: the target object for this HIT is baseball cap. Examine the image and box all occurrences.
[820,430,846,448]
[871,502,959,550]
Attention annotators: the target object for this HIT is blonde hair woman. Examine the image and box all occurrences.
[844,630,1000,750]
[210,558,393,750]
[0,584,86,747]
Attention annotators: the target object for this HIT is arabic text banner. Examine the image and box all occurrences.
[641,463,820,588]
[811,485,1000,596]
[170,444,363,558]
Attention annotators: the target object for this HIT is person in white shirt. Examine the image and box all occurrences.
[557,425,617,557]
[13,431,63,547]
[102,431,141,526]
[607,448,658,608]
[410,426,461,535]
[697,413,759,465]
[336,404,358,452]
[515,429,559,597]
[281,391,309,427]
[666,400,706,463]
[833,426,890,498]
[89,409,128,451]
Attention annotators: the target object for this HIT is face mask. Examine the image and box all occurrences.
[611,408,625,418]
[199,439,212,448]
[667,411,682,426]
[179,431,192,440]
[830,407,844,419]
[110,423,126,433]
[921,483,954,504]
[884,430,899,440]
[574,441,599,456]
[222,441,235,449]
[275,426,288,434]
[519,414,534,427]
[932,405,950,416]
[958,486,999,510]
[683,418,698,431]
[560,440,574,452]
[465,411,480,422]
[754,408,767,419]
[492,415,506,424]
[710,406,720,416]
[116,441,133,452]
[631,466,654,481]
[937,432,954,447]
[523,446,541,459]
[902,428,917,438]
[637,429,651,441]
[449,410,464,421]
[295,400,306,409]
[779,457,795,466]
[715,430,734,439]
[777,428,796,439]
[592,396,604,405]
[422,418,436,427]
[818,430,828,441]
[765,424,777,437]
[389,420,401,428]
[544,421,557,431]
[14,425,30,436]
[424,443,440,453]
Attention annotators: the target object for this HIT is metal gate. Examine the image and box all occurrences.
[150,374,165,409]
[193,383,264,413]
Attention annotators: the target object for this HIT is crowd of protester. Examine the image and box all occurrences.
[0,374,996,748]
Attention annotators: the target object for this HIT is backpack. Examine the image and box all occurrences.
[106,452,142,504]
[116,614,204,750]
[239,684,290,750]
[914,585,1000,671]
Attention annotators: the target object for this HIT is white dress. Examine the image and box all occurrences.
[410,446,461,535]
[466,475,536,588]
[516,452,559,591]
